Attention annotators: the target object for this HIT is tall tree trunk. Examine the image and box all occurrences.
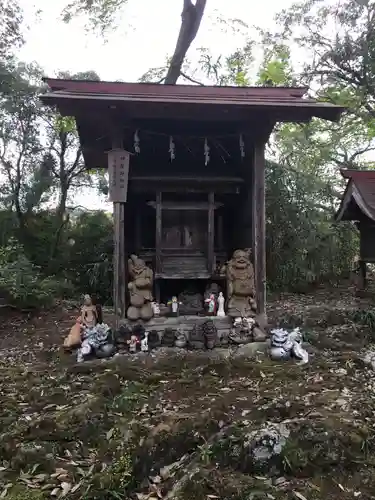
[164,0,207,85]
[57,182,68,224]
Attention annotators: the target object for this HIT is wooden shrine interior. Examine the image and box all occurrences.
[114,125,263,305]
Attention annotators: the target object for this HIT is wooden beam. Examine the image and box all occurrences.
[241,141,253,250]
[135,210,142,249]
[217,213,224,249]
[111,132,127,326]
[155,191,162,274]
[147,201,223,210]
[208,192,215,274]
[252,141,266,321]
[129,176,243,194]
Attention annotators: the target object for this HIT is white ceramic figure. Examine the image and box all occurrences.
[242,317,255,331]
[168,296,181,315]
[233,317,242,328]
[141,331,149,352]
[217,292,225,317]
[151,302,160,316]
[270,327,309,364]
[205,294,216,315]
[129,334,138,353]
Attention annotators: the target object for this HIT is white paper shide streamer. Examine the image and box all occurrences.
[169,136,175,160]
[134,130,140,153]
[204,138,210,165]
[239,134,245,158]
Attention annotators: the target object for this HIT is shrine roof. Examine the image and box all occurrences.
[336,169,375,222]
[41,78,344,122]
[40,78,346,171]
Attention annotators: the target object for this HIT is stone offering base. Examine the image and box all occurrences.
[119,314,234,346]
[110,341,270,364]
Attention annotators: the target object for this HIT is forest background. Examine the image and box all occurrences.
[0,0,372,308]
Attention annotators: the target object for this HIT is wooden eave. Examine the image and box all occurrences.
[41,77,345,121]
[40,78,346,171]
[336,169,375,222]
[41,88,344,122]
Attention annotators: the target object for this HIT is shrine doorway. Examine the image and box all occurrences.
[162,209,207,252]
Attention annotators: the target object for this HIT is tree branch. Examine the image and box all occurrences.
[180,71,205,85]
[164,0,207,85]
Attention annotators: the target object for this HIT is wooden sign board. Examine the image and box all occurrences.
[107,149,130,203]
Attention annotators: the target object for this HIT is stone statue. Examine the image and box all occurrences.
[127,254,154,321]
[202,320,217,349]
[81,294,99,328]
[63,294,102,350]
[226,249,256,318]
[270,328,308,364]
[178,288,203,315]
[229,317,255,345]
[175,327,188,348]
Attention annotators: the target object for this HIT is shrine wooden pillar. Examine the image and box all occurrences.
[155,191,162,274]
[208,191,215,274]
[241,136,253,250]
[252,139,266,322]
[108,133,129,327]
[154,191,162,303]
[113,203,126,324]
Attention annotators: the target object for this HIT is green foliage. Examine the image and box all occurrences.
[61,0,129,33]
[197,41,253,85]
[0,208,113,308]
[258,44,294,86]
[0,238,71,308]
[266,161,357,290]
[190,37,358,289]
[0,0,23,74]
[0,62,53,215]
[61,211,113,303]
[270,0,375,163]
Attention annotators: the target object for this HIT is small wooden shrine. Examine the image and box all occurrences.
[41,79,344,321]
[336,169,375,288]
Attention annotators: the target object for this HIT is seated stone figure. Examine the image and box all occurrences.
[225,249,257,318]
[178,287,204,315]
[127,254,154,321]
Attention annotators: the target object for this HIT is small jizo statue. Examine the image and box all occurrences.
[81,294,99,329]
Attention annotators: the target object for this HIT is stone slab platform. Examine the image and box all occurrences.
[119,315,233,344]
[120,315,232,331]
